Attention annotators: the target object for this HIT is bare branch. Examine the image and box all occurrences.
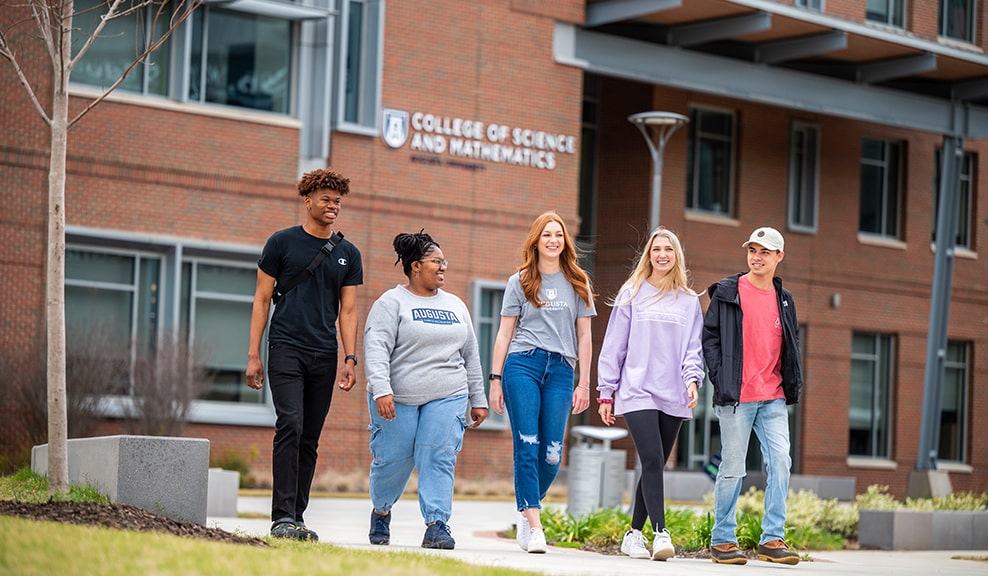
[0,27,53,123]
[69,0,201,126]
[66,0,128,73]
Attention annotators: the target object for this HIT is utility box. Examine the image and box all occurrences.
[567,425,628,518]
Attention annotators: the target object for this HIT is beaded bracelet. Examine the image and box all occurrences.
[597,398,614,404]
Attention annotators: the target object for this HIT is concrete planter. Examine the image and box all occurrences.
[858,509,988,550]
[32,435,210,524]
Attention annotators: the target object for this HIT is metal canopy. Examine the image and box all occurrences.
[565,0,988,138]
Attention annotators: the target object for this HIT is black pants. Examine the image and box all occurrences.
[624,409,684,532]
[268,342,337,524]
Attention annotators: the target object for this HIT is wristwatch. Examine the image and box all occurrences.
[345,354,358,366]
[488,373,502,381]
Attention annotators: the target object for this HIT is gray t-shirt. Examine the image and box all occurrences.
[501,271,596,366]
[363,285,487,408]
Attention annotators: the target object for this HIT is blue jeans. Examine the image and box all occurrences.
[367,394,468,524]
[502,348,574,511]
[712,399,792,545]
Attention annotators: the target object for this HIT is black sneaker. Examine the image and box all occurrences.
[271,521,312,540]
[757,540,800,565]
[369,511,391,545]
[710,542,748,565]
[421,520,455,550]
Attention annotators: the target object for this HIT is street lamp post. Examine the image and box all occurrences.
[628,111,690,230]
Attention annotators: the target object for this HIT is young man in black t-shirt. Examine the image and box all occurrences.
[246,168,363,540]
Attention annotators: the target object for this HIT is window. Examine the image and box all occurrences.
[866,0,904,27]
[849,333,894,458]
[577,74,600,264]
[65,249,162,394]
[337,0,384,131]
[180,260,262,404]
[471,281,509,428]
[933,150,975,249]
[686,108,735,216]
[794,0,823,9]
[72,0,171,96]
[72,1,335,158]
[676,374,721,470]
[788,122,820,232]
[189,8,292,113]
[940,0,976,42]
[66,238,270,425]
[939,341,969,463]
[859,138,902,239]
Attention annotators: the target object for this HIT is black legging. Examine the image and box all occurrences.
[624,409,684,532]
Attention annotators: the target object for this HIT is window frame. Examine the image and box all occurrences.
[933,149,975,250]
[794,0,824,9]
[939,0,977,42]
[866,0,905,27]
[939,340,969,463]
[686,106,737,218]
[788,121,820,233]
[849,332,895,459]
[470,279,510,430]
[859,137,903,240]
[335,0,385,136]
[66,228,275,427]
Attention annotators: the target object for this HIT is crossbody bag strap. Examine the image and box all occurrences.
[273,232,344,303]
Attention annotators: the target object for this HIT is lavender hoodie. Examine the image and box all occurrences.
[596,283,704,418]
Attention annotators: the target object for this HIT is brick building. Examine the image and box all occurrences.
[1,0,985,497]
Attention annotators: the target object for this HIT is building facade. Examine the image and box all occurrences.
[1,0,985,496]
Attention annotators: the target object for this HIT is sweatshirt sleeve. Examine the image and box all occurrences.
[596,297,632,400]
[363,292,400,400]
[682,297,706,388]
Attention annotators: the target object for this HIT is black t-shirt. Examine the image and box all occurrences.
[258,225,363,352]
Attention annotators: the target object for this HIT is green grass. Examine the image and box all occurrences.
[0,468,108,504]
[0,515,539,576]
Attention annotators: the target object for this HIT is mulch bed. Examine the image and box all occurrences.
[0,500,268,547]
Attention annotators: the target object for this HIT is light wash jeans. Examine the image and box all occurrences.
[711,398,792,546]
[367,393,468,524]
[501,348,574,511]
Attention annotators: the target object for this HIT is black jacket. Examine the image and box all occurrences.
[702,273,803,407]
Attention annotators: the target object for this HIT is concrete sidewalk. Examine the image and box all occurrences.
[208,496,988,576]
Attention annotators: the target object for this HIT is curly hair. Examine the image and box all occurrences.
[297,168,351,197]
[393,230,440,277]
[518,211,594,308]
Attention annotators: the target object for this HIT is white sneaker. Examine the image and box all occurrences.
[527,528,547,553]
[516,513,531,551]
[652,528,675,561]
[620,529,651,559]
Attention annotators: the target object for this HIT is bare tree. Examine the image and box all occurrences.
[126,333,212,437]
[0,0,200,494]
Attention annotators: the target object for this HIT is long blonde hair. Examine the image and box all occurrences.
[518,211,594,308]
[612,227,696,306]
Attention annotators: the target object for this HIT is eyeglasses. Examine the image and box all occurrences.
[419,258,449,267]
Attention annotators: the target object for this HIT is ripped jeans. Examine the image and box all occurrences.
[502,347,574,511]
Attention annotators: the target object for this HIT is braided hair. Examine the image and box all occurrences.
[393,230,440,277]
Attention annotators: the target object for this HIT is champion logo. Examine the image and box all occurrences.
[338,258,348,265]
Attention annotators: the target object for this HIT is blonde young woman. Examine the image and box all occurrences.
[596,227,703,561]
[489,211,596,554]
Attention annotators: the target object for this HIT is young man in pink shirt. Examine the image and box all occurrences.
[702,227,803,566]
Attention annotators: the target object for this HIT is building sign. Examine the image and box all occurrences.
[382,108,576,170]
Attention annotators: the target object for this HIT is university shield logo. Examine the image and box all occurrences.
[382,108,409,149]
[545,288,557,300]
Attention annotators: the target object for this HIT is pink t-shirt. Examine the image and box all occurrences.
[738,275,784,402]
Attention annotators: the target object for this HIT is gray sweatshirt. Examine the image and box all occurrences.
[363,285,488,408]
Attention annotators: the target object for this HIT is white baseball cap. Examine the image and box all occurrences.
[742,227,785,251]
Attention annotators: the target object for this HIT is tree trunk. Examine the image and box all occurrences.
[46,2,72,496]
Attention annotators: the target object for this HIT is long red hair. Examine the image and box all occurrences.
[518,212,594,308]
